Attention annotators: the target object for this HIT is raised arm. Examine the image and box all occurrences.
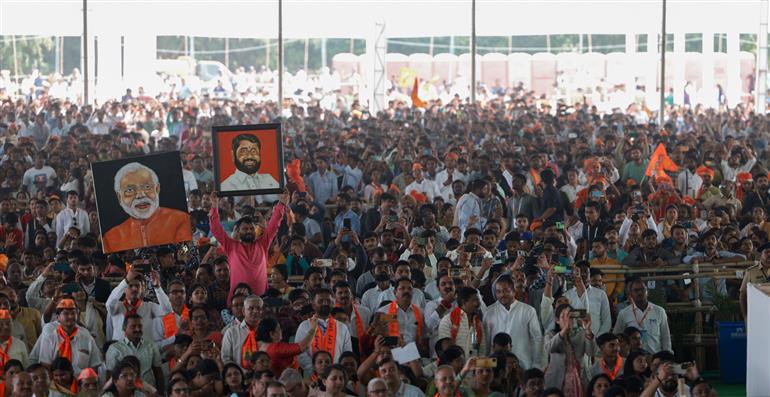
[260,191,289,250]
[208,192,234,251]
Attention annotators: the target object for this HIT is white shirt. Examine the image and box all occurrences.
[105,280,172,342]
[295,318,353,376]
[221,320,257,368]
[454,192,485,236]
[405,178,442,202]
[720,158,756,182]
[29,324,103,375]
[613,302,672,354]
[182,169,198,194]
[376,303,425,346]
[54,207,90,244]
[438,309,488,357]
[221,169,280,192]
[676,170,702,199]
[22,165,57,196]
[342,304,371,339]
[362,285,426,312]
[564,286,612,336]
[483,300,543,369]
[434,169,466,204]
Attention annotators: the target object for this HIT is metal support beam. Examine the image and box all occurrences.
[82,0,89,105]
[367,21,386,114]
[659,0,667,126]
[278,0,283,111]
[471,0,476,103]
[757,0,768,113]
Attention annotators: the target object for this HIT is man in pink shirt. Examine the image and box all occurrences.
[209,191,288,301]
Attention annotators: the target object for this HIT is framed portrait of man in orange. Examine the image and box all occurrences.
[212,123,285,197]
[91,151,192,253]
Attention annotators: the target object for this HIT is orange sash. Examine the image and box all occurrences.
[600,354,623,380]
[56,325,78,362]
[387,302,424,341]
[162,306,189,338]
[0,337,11,375]
[123,299,142,315]
[336,304,366,354]
[241,326,259,370]
[68,378,78,394]
[312,318,338,361]
[448,307,482,343]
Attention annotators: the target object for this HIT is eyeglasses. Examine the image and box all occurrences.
[121,184,156,197]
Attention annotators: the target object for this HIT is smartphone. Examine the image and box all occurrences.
[387,214,399,223]
[464,244,478,253]
[569,309,587,319]
[415,237,427,246]
[53,262,71,274]
[591,190,602,199]
[567,133,578,139]
[287,275,304,285]
[133,263,151,274]
[343,218,351,229]
[298,192,308,198]
[671,362,692,376]
[383,336,399,347]
[476,357,498,368]
[379,314,396,323]
[553,265,572,275]
[555,221,564,230]
[316,259,333,267]
[516,250,528,258]
[450,268,463,278]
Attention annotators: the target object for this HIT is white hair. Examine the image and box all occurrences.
[367,378,387,393]
[114,162,159,194]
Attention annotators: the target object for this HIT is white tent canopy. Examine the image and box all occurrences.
[0,0,764,37]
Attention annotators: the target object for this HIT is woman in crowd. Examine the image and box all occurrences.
[308,350,333,390]
[222,363,246,396]
[586,374,612,397]
[544,304,596,397]
[101,360,146,397]
[256,315,318,376]
[620,351,651,382]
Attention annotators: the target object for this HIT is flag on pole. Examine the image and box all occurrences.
[645,143,678,177]
[411,78,426,108]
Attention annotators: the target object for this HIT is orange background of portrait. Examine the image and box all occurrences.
[216,128,281,184]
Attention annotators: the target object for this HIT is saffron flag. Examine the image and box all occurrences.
[645,143,678,177]
[411,78,426,108]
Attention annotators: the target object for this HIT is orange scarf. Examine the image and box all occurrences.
[336,304,366,354]
[387,302,424,341]
[162,306,189,338]
[449,307,482,344]
[68,378,78,395]
[600,354,623,380]
[0,337,11,375]
[241,325,259,370]
[56,325,78,362]
[312,318,338,361]
[123,299,142,315]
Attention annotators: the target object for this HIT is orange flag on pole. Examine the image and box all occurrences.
[411,78,426,108]
[644,143,679,177]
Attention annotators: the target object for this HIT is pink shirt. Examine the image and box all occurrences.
[209,203,285,301]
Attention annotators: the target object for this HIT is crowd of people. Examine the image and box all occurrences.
[0,65,763,397]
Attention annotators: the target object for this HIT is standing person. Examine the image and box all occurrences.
[741,243,770,320]
[209,190,288,300]
[53,191,89,247]
[543,304,597,396]
[454,179,486,237]
[483,275,543,370]
[612,277,672,354]
[438,287,486,357]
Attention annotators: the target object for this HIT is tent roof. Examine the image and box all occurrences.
[1,0,763,38]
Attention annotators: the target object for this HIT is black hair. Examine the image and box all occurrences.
[456,287,478,306]
[596,332,618,347]
[256,317,279,342]
[231,134,261,154]
[522,368,544,384]
[493,332,512,346]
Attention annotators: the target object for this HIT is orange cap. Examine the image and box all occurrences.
[737,172,753,183]
[56,298,77,310]
[695,166,714,178]
[445,152,459,161]
[78,368,98,381]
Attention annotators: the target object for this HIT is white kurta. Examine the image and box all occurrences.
[376,304,425,346]
[294,318,353,376]
[30,324,103,375]
[483,300,544,369]
[612,302,672,354]
[564,286,612,337]
[105,280,172,342]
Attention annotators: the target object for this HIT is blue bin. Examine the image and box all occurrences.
[717,321,747,384]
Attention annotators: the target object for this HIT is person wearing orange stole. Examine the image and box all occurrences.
[332,281,370,356]
[0,310,27,369]
[591,334,624,381]
[294,288,353,376]
[221,295,264,369]
[438,287,487,358]
[375,278,427,353]
[105,269,171,343]
[153,279,188,349]
[29,299,102,376]
[48,357,79,396]
[433,365,465,397]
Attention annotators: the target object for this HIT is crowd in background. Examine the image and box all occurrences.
[0,65,763,397]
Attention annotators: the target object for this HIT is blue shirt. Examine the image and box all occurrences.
[334,209,361,236]
[306,170,339,205]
